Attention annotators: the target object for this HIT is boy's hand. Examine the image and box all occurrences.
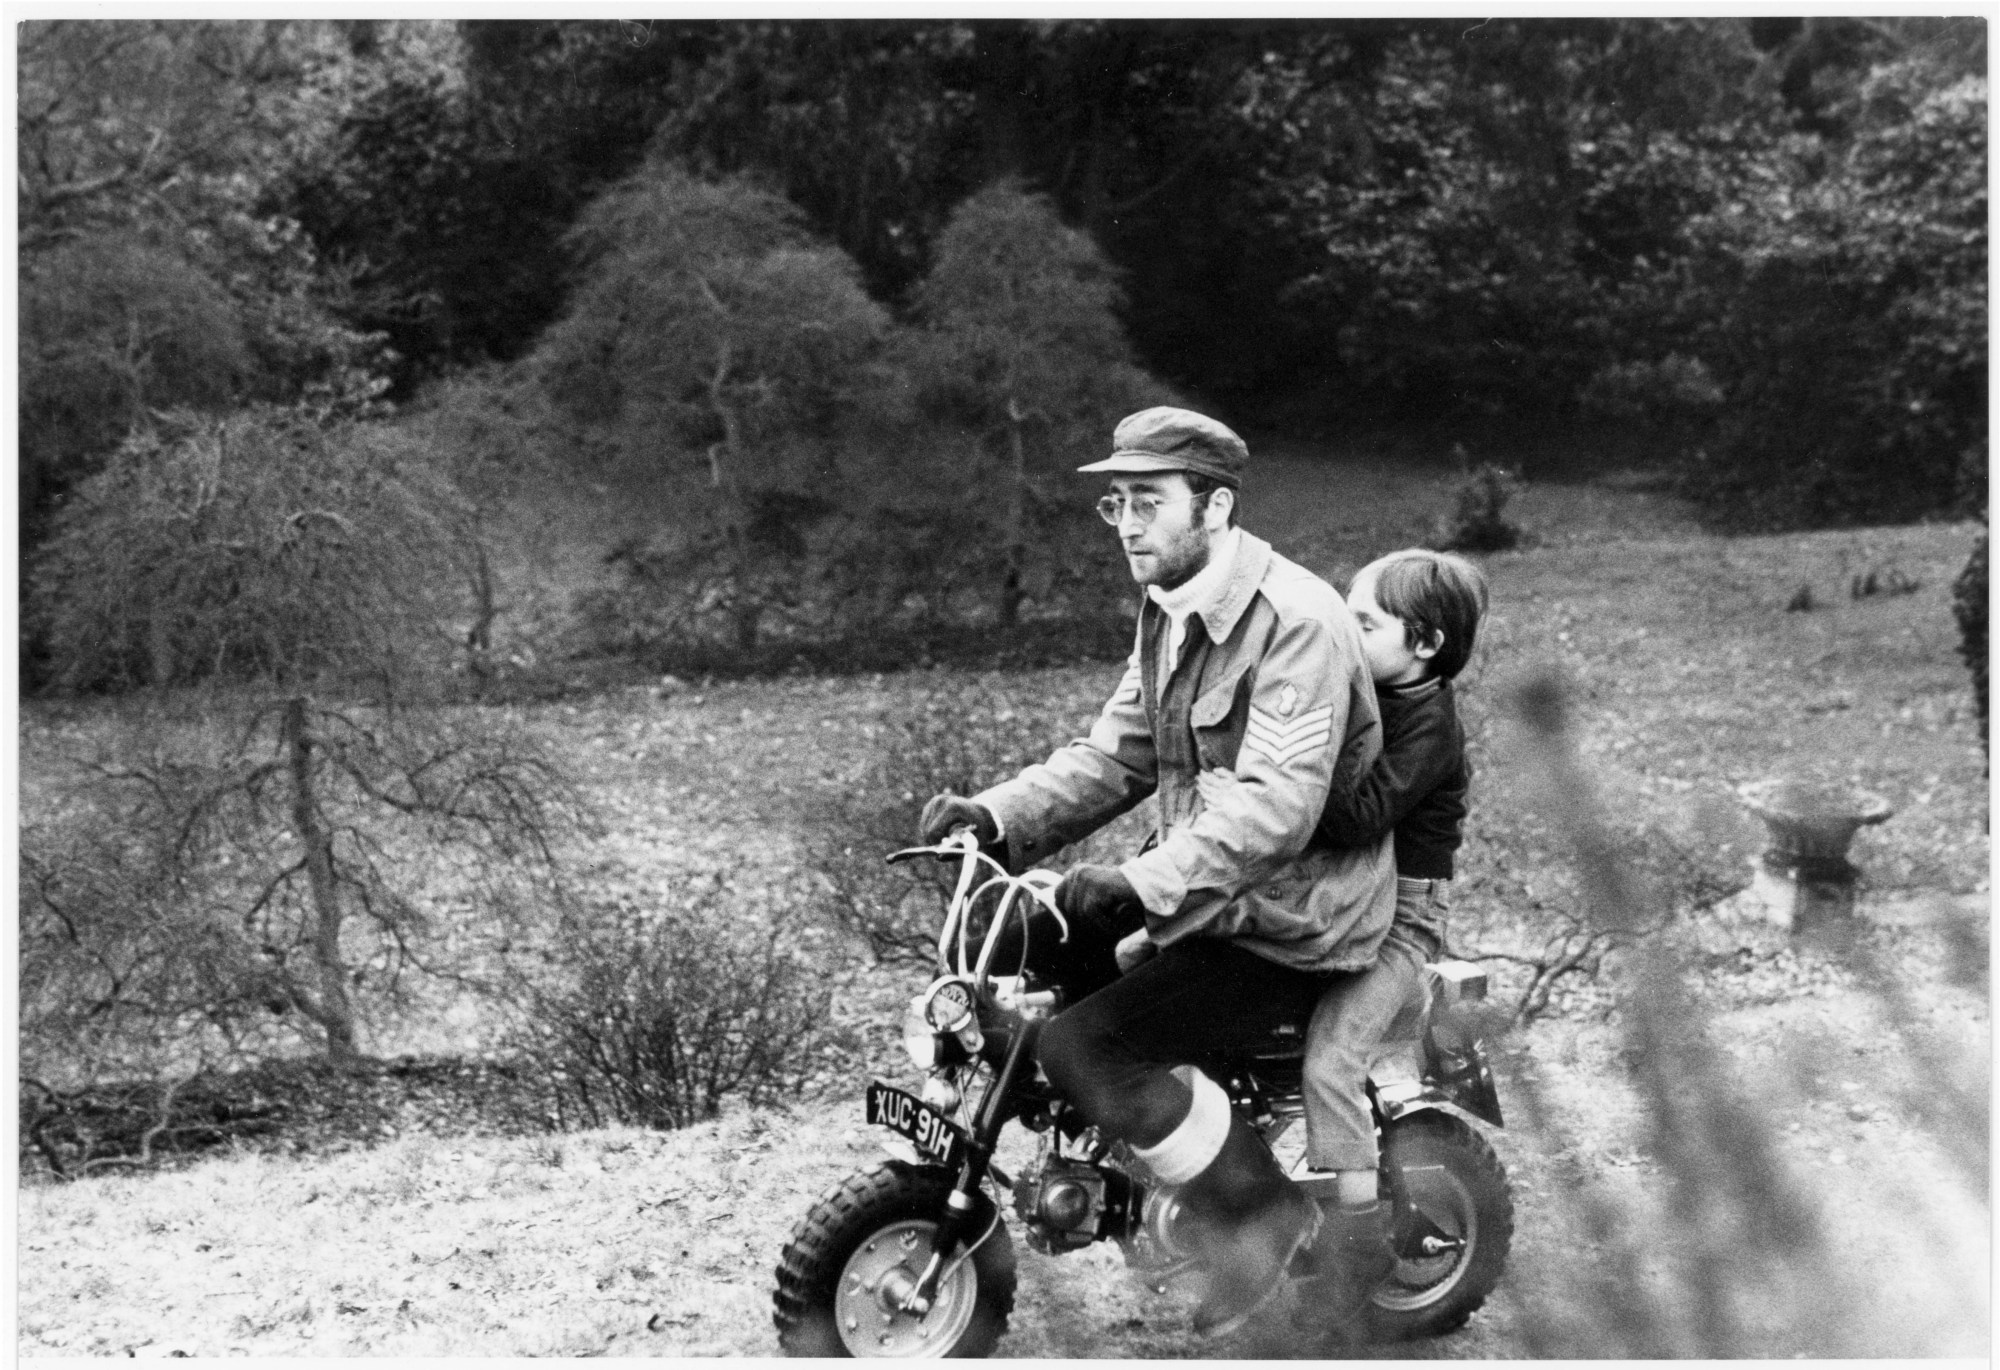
[1114,927,1158,973]
[1194,766,1242,809]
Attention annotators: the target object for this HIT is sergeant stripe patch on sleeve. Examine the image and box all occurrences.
[1242,703,1334,766]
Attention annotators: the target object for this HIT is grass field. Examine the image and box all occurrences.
[17,452,1990,1357]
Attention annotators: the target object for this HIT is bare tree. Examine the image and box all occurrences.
[25,406,582,1074]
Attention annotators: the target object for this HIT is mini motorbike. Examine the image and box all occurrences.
[773,832,1513,1356]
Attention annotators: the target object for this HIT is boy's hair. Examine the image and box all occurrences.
[1357,549,1490,681]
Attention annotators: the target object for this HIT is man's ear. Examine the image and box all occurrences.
[1412,627,1443,661]
[1203,487,1234,532]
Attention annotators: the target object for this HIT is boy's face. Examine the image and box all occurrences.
[1348,573,1438,686]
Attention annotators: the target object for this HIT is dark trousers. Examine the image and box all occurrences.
[979,900,1139,1002]
[1036,936,1332,1150]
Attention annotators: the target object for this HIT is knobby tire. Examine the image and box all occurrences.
[773,1160,1016,1358]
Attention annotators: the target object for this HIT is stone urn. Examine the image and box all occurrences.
[1737,778,1893,935]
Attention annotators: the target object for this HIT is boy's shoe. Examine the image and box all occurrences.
[1293,1199,1397,1336]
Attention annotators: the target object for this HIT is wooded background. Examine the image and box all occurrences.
[17,30,1989,1357]
[22,19,1986,595]
[17,12,1988,1123]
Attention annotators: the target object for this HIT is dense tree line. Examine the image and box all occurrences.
[14,17,1987,1091]
[20,18,1987,581]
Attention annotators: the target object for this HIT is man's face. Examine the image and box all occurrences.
[1106,473,1214,590]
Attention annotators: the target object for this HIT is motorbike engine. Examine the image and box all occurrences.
[1012,1156,1136,1253]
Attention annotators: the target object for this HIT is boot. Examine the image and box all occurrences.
[1169,1114,1322,1339]
[1294,1199,1397,1337]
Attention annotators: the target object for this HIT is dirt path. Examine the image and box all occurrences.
[19,488,1986,1358]
[950,962,1988,1360]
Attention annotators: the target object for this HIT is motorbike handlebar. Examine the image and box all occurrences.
[884,827,983,866]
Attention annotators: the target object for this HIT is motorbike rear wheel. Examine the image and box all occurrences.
[1366,1111,1514,1341]
[774,1161,1016,1358]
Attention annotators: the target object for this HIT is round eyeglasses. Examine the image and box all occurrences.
[1096,494,1199,527]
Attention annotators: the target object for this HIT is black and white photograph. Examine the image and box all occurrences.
[15,15,1990,1358]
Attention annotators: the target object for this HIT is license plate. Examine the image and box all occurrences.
[866,1082,965,1169]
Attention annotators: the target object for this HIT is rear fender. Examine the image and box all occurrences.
[1426,1040,1504,1128]
[1373,1077,1503,1132]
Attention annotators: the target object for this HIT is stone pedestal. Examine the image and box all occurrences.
[1737,779,1892,944]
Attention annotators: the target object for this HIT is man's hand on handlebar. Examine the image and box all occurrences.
[1054,863,1142,937]
[918,794,999,848]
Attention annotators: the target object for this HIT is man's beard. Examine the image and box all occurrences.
[1133,521,1213,590]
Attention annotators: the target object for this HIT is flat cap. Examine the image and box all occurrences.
[1077,406,1248,489]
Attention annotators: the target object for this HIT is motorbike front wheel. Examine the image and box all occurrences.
[773,1161,1016,1358]
[1366,1111,1514,1341]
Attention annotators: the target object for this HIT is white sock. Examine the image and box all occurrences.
[1130,1068,1230,1186]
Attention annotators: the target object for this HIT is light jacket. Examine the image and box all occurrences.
[976,530,1396,972]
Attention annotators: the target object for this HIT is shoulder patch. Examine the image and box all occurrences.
[1243,702,1335,766]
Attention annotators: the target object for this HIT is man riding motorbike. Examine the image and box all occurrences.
[918,406,1397,1336]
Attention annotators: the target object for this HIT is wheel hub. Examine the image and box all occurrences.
[1372,1168,1478,1314]
[872,1265,920,1314]
[834,1219,977,1356]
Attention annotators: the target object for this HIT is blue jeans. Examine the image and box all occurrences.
[1301,878,1448,1170]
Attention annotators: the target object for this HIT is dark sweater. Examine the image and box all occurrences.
[1316,676,1467,879]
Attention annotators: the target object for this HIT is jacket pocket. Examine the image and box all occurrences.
[1235,845,1396,966]
[1190,665,1249,770]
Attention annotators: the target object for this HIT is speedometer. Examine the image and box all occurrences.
[924,979,975,1032]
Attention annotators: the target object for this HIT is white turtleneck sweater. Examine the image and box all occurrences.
[990,527,1242,847]
[1145,526,1242,687]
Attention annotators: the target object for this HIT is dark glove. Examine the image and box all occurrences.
[918,794,999,847]
[1054,863,1141,936]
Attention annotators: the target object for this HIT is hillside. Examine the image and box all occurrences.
[18,461,1989,1358]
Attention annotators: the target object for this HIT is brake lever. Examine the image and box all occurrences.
[884,828,982,866]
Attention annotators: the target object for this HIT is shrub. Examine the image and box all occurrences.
[19,234,250,548]
[24,406,580,1066]
[551,175,1164,675]
[1434,454,1525,553]
[30,407,467,694]
[1683,65,1986,529]
[20,699,580,1078]
[506,885,849,1130]
[531,164,890,658]
[1953,529,1988,757]
[906,180,1180,627]
[801,672,1143,966]
[19,1054,544,1179]
[1577,354,1724,460]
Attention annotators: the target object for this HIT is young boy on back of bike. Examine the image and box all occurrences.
[1198,546,1488,1318]
[1303,548,1489,1311]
